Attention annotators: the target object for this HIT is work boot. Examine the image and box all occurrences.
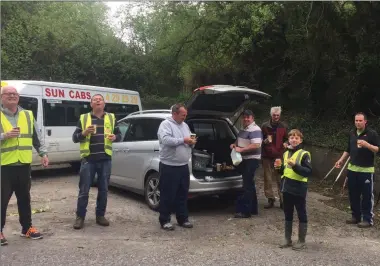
[346,217,359,224]
[292,223,307,251]
[96,216,110,226]
[279,221,293,248]
[73,216,85,230]
[264,198,275,209]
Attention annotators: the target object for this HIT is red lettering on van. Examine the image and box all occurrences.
[45,88,51,97]
[45,88,65,98]
[86,92,91,99]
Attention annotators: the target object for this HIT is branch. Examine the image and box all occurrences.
[305,2,314,38]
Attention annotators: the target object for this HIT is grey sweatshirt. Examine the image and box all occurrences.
[157,117,192,166]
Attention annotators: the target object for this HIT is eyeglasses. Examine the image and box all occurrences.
[1,92,19,97]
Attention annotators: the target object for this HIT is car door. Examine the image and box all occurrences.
[111,117,163,191]
[110,119,132,187]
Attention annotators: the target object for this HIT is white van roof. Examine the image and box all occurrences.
[3,80,139,95]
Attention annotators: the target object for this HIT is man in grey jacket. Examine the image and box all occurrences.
[157,103,196,231]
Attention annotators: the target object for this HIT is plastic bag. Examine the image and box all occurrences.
[231,149,242,166]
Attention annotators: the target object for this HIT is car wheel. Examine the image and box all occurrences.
[145,172,160,211]
[70,162,81,173]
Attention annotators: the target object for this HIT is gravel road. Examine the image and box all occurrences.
[1,167,379,266]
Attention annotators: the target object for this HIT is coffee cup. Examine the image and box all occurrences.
[216,163,221,172]
[357,139,362,148]
[92,124,97,134]
[274,158,281,169]
[267,135,273,143]
[13,127,21,137]
[190,133,196,139]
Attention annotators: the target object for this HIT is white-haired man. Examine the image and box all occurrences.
[261,106,288,209]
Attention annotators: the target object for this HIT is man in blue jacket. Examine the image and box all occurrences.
[157,104,196,231]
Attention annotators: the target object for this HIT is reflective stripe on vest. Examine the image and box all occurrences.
[79,112,115,158]
[282,149,310,183]
[1,110,34,165]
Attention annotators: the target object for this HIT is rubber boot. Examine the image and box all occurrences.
[279,221,293,248]
[292,223,307,250]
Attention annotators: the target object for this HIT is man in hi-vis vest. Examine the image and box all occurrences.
[72,94,121,230]
[1,85,49,246]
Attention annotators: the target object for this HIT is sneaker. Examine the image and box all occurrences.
[1,232,8,246]
[178,221,193,228]
[20,226,43,240]
[96,216,110,226]
[73,216,85,230]
[357,221,372,228]
[234,212,251,218]
[161,222,174,231]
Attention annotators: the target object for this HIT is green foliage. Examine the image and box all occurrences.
[2,1,380,131]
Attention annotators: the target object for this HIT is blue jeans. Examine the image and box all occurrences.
[76,159,111,218]
[235,159,260,215]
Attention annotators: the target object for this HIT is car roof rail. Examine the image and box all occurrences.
[127,109,172,116]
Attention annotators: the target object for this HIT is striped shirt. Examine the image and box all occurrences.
[237,122,263,160]
[72,113,122,161]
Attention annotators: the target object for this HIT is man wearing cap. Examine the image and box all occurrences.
[230,110,263,218]
[1,85,49,246]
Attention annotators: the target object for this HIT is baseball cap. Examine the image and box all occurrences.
[242,110,254,116]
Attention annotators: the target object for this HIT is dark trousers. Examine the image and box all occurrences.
[76,159,111,218]
[347,170,374,224]
[283,192,307,223]
[159,163,190,226]
[1,165,32,232]
[235,159,259,215]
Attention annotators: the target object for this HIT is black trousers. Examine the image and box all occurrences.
[283,192,307,223]
[1,165,32,231]
[158,163,190,226]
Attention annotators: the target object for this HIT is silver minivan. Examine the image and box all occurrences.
[109,85,271,210]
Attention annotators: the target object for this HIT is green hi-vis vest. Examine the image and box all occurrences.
[282,149,311,183]
[79,112,115,158]
[1,110,34,165]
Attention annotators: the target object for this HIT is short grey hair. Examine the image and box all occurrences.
[270,106,282,115]
[171,103,186,113]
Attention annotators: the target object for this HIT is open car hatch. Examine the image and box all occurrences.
[186,85,271,118]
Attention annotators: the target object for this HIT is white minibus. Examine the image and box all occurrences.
[1,80,142,169]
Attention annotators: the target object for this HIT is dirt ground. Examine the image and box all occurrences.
[1,166,380,266]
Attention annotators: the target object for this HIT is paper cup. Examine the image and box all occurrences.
[267,135,273,143]
[92,124,97,134]
[357,140,362,148]
[14,127,21,137]
[274,159,281,169]
[190,133,196,139]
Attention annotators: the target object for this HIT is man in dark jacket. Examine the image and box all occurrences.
[335,112,380,228]
[261,106,288,209]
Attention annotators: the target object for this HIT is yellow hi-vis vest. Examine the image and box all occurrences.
[282,149,311,183]
[79,112,115,158]
[1,110,34,165]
